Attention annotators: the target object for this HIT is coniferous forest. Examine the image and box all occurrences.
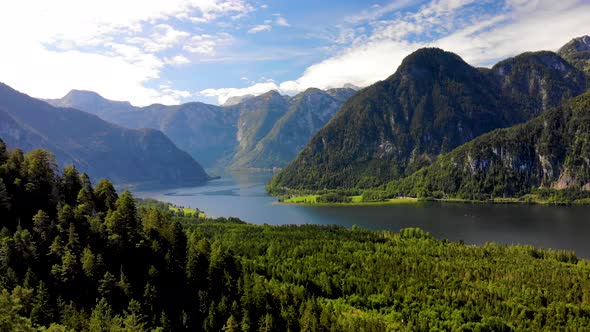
[2,137,590,331]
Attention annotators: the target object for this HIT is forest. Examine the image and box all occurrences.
[1,138,590,331]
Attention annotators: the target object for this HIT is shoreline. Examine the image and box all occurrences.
[276,195,590,207]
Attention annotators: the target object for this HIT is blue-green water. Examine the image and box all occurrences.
[137,171,590,258]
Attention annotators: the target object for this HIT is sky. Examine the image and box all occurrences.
[0,0,589,106]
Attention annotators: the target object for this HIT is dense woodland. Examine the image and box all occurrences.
[268,48,588,193]
[382,91,590,202]
[1,138,590,331]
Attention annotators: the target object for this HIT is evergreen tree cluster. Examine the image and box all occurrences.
[0,139,241,330]
[2,138,590,331]
[384,90,590,201]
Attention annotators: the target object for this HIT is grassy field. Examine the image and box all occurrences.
[281,193,590,207]
[169,206,207,218]
[280,195,419,206]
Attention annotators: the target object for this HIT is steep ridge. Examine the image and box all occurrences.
[228,90,290,168]
[0,82,209,187]
[388,91,590,199]
[558,35,590,76]
[229,88,356,169]
[48,88,357,169]
[269,48,588,192]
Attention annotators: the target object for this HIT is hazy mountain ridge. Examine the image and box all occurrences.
[45,90,136,115]
[230,88,357,169]
[269,44,589,192]
[229,90,291,168]
[48,87,357,169]
[0,82,209,187]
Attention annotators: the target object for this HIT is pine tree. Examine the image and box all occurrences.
[94,179,118,213]
[81,247,97,278]
[30,281,53,327]
[0,138,8,165]
[98,272,117,300]
[32,210,50,241]
[88,298,112,332]
[223,315,239,332]
[0,178,10,215]
[59,165,81,207]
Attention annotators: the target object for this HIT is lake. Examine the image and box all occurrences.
[136,171,590,259]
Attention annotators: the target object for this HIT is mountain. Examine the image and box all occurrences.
[559,35,590,76]
[222,94,255,106]
[45,89,135,115]
[269,48,588,192]
[0,82,209,187]
[103,102,240,167]
[47,88,357,169]
[492,51,587,116]
[228,88,357,169]
[388,90,590,199]
[229,90,290,168]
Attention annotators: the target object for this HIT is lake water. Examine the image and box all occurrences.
[136,171,590,259]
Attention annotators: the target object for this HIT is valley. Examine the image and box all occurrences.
[1,1,590,327]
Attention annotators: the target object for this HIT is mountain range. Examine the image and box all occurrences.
[47,87,357,170]
[388,90,590,199]
[269,37,590,193]
[0,83,209,188]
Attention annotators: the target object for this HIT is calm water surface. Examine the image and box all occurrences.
[136,171,590,258]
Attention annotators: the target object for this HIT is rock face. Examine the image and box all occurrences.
[269,48,588,191]
[228,88,357,169]
[229,91,291,168]
[492,51,587,115]
[0,82,209,187]
[390,91,590,198]
[47,87,357,169]
[558,35,590,76]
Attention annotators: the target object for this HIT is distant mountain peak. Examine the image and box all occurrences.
[222,94,255,106]
[563,35,590,52]
[261,90,283,98]
[558,35,590,76]
[45,89,134,115]
[394,47,471,81]
[62,89,131,106]
[342,83,360,90]
[65,89,102,98]
[399,48,464,67]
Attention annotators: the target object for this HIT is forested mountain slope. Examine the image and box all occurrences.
[559,35,590,76]
[387,91,590,199]
[269,47,588,192]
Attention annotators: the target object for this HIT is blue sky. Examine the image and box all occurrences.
[0,0,589,106]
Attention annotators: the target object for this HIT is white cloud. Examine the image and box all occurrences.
[346,0,420,24]
[0,0,253,106]
[200,81,279,104]
[276,16,290,27]
[205,0,590,104]
[248,24,273,34]
[141,24,191,52]
[165,55,191,65]
[182,33,233,56]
